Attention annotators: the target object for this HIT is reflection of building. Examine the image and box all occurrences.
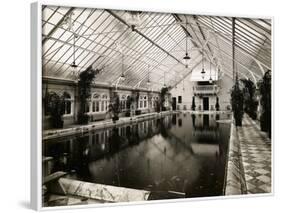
[191,114,221,147]
[43,115,173,171]
[192,114,219,130]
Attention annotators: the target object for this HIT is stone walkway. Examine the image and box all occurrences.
[237,114,271,194]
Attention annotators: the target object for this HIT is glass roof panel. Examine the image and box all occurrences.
[42,5,272,90]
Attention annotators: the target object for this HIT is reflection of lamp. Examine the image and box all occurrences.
[182,16,191,68]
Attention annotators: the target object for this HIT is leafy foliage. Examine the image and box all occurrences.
[241,79,258,119]
[258,70,271,138]
[77,66,100,124]
[191,96,196,111]
[125,96,133,116]
[231,78,244,126]
[109,91,120,122]
[45,92,64,128]
[215,96,220,111]
[160,86,169,111]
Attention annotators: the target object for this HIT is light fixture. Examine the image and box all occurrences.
[120,53,126,81]
[71,33,78,69]
[163,72,167,88]
[147,65,151,85]
[183,53,191,68]
[201,51,205,79]
[125,11,142,31]
[182,16,191,68]
[209,60,213,83]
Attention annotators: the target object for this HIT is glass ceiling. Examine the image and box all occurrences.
[42,5,271,90]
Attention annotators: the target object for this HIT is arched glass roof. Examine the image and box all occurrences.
[42,6,271,90]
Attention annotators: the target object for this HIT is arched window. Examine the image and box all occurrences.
[62,92,72,115]
[139,96,143,108]
[143,96,147,108]
[126,95,131,109]
[138,95,148,109]
[101,94,109,112]
[92,93,100,112]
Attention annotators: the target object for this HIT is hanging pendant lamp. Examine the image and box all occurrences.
[120,53,126,81]
[201,51,205,79]
[147,65,151,86]
[71,33,78,68]
[209,60,213,83]
[182,16,191,68]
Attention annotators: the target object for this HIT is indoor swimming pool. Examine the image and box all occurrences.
[43,112,231,199]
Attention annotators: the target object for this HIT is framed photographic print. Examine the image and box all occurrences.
[31,1,273,210]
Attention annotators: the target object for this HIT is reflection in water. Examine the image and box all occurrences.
[203,114,209,128]
[43,113,231,199]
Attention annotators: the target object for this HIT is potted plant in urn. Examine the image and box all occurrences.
[215,96,220,111]
[125,96,132,117]
[191,96,196,111]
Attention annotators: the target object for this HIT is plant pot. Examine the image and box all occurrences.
[260,113,267,132]
[78,113,89,124]
[135,110,141,115]
[112,115,119,123]
[235,117,242,126]
[125,111,131,117]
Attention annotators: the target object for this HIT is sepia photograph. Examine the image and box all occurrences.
[40,4,272,208]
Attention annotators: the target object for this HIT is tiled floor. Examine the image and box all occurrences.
[237,114,271,194]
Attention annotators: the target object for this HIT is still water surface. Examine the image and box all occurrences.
[43,112,231,199]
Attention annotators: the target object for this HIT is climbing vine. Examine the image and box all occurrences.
[109,91,120,122]
[77,66,100,124]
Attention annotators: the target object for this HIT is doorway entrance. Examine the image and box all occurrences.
[203,97,209,110]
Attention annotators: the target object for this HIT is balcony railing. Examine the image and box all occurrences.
[193,85,219,95]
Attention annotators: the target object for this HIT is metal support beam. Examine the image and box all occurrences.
[42,7,75,45]
[232,17,236,81]
[171,59,202,88]
[106,10,184,66]
[195,18,271,73]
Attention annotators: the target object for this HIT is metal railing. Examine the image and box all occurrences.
[193,85,219,95]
